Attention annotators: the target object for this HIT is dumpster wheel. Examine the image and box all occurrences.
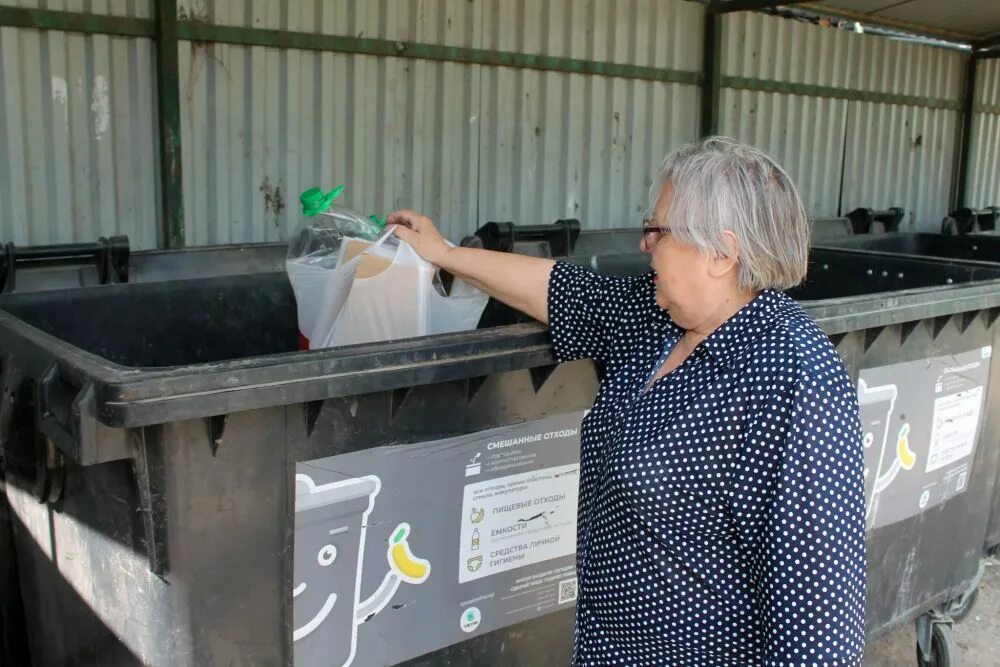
[916,621,956,667]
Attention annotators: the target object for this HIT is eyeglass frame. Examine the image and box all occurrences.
[641,218,672,247]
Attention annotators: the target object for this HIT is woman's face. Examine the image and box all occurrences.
[640,183,735,331]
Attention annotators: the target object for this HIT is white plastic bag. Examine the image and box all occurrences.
[286,228,489,349]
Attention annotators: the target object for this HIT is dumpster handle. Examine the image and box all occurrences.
[470,220,582,257]
[845,207,904,234]
[944,206,999,235]
[0,236,131,293]
[35,368,131,467]
[0,364,67,505]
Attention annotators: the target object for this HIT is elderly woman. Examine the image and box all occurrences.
[389,137,866,666]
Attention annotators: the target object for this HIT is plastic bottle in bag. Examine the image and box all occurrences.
[287,186,385,349]
[288,187,384,262]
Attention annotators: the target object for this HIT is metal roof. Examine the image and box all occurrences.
[800,1,1000,47]
[709,1,1000,51]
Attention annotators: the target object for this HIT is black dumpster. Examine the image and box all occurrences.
[818,232,1000,267]
[2,239,1000,666]
[817,232,1000,556]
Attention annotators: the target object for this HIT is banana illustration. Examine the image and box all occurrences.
[355,521,432,624]
[896,423,915,470]
[470,507,485,523]
[388,523,431,584]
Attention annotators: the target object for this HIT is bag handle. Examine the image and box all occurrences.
[363,227,397,256]
[341,226,399,267]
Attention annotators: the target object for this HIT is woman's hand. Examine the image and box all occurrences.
[385,208,555,323]
[387,210,450,266]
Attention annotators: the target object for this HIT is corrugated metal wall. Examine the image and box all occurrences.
[178,0,485,244]
[720,12,963,230]
[969,58,1000,209]
[178,0,703,243]
[720,12,853,218]
[1,2,986,247]
[475,0,702,229]
[0,3,160,248]
[840,35,963,230]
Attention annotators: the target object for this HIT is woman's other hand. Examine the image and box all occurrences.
[387,210,450,266]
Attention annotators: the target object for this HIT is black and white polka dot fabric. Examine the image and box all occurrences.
[547,262,866,666]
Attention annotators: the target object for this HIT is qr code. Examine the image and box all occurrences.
[558,577,578,604]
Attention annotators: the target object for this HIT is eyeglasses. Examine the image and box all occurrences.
[642,218,671,247]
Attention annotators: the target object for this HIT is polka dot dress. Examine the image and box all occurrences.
[547,262,867,666]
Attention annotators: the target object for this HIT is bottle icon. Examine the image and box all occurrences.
[471,528,480,551]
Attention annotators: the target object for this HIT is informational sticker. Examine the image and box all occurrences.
[925,387,983,472]
[859,347,991,531]
[458,464,578,583]
[292,412,584,667]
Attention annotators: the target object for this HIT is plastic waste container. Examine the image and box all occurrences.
[817,231,1000,266]
[816,232,1000,558]
[2,234,1000,666]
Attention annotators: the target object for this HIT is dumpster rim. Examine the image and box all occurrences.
[4,275,1000,433]
[814,233,1000,270]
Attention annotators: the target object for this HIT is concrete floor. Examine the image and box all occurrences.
[863,556,1000,667]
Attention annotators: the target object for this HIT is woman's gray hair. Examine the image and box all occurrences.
[650,136,809,291]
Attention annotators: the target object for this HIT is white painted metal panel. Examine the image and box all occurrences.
[722,12,963,227]
[179,0,703,243]
[720,12,852,218]
[6,0,152,19]
[0,27,159,247]
[968,57,1000,208]
[476,0,703,231]
[842,33,962,229]
[718,88,849,218]
[841,103,958,230]
[179,42,482,243]
[851,32,963,98]
[723,10,856,86]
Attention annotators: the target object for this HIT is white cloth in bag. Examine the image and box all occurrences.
[286,229,489,349]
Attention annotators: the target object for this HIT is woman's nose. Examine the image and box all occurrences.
[639,236,650,254]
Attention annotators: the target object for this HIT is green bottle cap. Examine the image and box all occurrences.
[299,185,345,216]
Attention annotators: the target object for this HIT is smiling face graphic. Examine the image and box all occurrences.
[293,474,380,666]
[293,524,348,641]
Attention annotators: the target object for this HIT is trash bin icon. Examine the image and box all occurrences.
[294,473,431,667]
[858,379,903,528]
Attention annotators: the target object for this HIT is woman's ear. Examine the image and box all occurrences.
[708,230,740,278]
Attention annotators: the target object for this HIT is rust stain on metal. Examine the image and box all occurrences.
[260,178,286,224]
